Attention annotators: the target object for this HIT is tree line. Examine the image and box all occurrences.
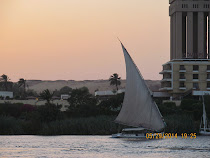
[0,73,122,100]
[1,72,209,135]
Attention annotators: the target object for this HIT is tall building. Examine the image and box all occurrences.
[160,0,210,98]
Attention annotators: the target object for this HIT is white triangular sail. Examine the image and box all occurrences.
[115,43,165,131]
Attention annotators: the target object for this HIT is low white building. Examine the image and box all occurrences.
[95,89,125,100]
[0,91,13,99]
[61,94,70,100]
[192,91,210,96]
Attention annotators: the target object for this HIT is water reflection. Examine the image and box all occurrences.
[0,136,210,158]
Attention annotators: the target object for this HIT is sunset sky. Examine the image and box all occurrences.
[0,0,170,81]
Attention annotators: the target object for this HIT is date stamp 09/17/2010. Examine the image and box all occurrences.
[146,133,197,139]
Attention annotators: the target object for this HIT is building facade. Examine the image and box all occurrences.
[160,0,210,98]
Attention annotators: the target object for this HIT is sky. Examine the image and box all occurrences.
[0,0,170,81]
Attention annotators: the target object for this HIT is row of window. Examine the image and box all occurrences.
[179,73,210,80]
[182,4,188,8]
[179,82,210,89]
[204,4,210,8]
[193,4,199,8]
[180,65,210,71]
[181,4,210,9]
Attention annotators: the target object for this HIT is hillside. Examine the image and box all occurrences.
[26,80,161,94]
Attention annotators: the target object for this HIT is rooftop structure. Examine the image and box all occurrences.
[160,0,210,99]
[169,0,210,60]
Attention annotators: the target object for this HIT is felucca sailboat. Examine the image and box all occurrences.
[112,42,165,138]
[200,96,210,136]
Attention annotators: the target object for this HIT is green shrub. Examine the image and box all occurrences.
[39,116,118,135]
[0,116,24,134]
[158,102,179,116]
[180,99,202,120]
[0,103,24,117]
[164,114,197,134]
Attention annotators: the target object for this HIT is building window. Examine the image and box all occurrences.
[180,73,185,79]
[207,65,210,70]
[193,65,199,71]
[207,82,210,88]
[180,65,185,70]
[163,64,171,71]
[180,82,185,88]
[207,74,210,79]
[193,4,199,8]
[204,4,210,8]
[182,4,188,8]
[193,74,199,80]
[163,74,171,79]
[193,83,199,90]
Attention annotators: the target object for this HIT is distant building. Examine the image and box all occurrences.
[0,91,13,99]
[160,0,210,99]
[26,96,37,100]
[61,94,70,100]
[152,91,171,99]
[95,89,125,100]
[52,96,61,100]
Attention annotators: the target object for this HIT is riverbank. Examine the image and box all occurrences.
[0,114,200,135]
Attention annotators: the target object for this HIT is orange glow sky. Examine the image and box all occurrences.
[0,0,170,81]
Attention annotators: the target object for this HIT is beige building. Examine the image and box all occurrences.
[160,0,210,98]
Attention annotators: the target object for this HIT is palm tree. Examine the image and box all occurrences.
[0,74,10,91]
[40,89,54,104]
[109,73,121,91]
[18,78,27,97]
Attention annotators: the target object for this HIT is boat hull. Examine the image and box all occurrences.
[112,133,147,139]
[199,131,210,136]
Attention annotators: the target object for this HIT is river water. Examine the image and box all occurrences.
[0,136,210,158]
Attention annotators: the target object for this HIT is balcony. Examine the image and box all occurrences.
[193,74,199,82]
[160,82,172,91]
[207,66,210,72]
[193,79,199,82]
[160,87,173,91]
[207,74,210,81]
[161,74,172,82]
[179,75,186,81]
[193,65,199,72]
[160,71,171,74]
[179,87,186,90]
[179,65,186,72]
[179,78,186,81]
[161,78,172,82]
[179,69,186,73]
[179,81,186,90]
[160,64,172,74]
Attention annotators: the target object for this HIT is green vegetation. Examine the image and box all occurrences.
[18,78,27,98]
[0,74,73,99]
[0,87,123,135]
[158,99,206,134]
[0,75,209,135]
[39,89,55,104]
[0,74,13,91]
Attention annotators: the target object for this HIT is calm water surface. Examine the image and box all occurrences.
[0,136,210,158]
